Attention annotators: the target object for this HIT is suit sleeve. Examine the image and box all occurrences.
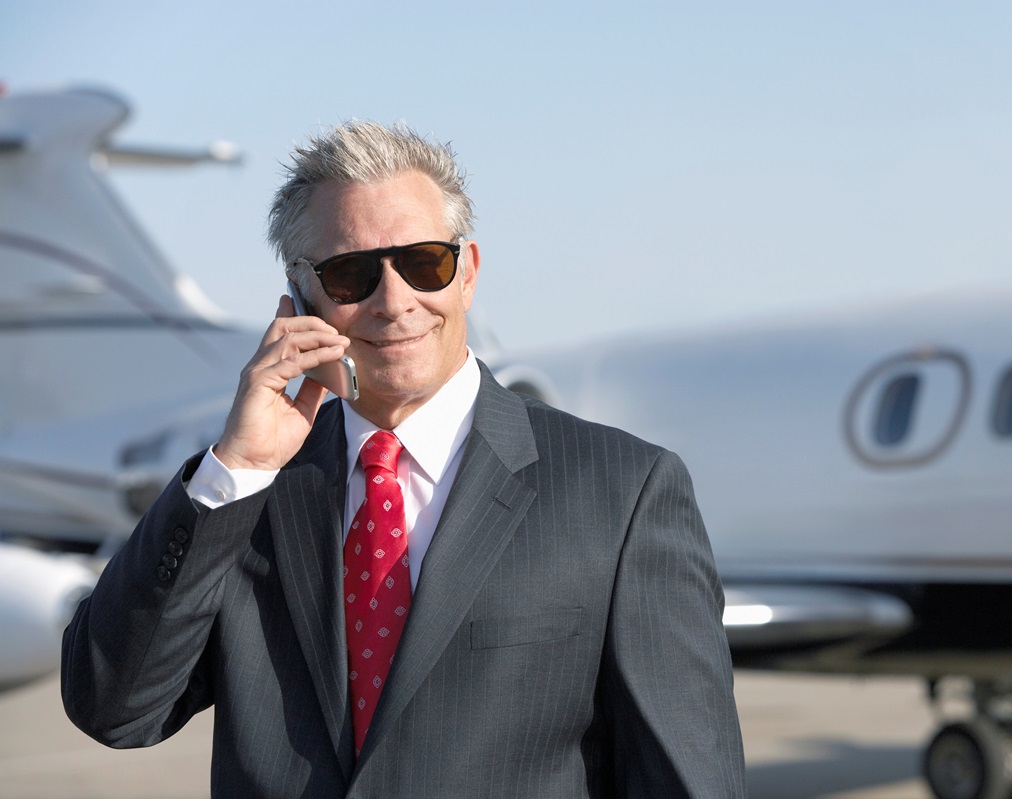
[600,450,747,797]
[61,455,269,747]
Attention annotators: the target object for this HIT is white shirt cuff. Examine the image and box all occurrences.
[184,447,280,508]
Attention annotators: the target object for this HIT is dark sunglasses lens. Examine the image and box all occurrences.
[401,243,457,290]
[317,242,456,302]
[320,254,378,303]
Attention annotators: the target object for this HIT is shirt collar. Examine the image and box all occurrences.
[343,349,480,485]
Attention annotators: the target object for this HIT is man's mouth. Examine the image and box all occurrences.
[366,334,425,348]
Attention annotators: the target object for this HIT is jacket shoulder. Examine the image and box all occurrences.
[519,391,668,457]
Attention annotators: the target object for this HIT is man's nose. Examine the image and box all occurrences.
[368,259,416,317]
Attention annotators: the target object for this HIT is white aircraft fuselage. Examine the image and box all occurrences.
[490,292,1012,679]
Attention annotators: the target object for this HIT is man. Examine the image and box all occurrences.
[63,121,746,797]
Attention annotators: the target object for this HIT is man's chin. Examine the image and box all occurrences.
[356,369,436,406]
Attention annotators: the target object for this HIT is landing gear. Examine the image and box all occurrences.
[923,680,1012,799]
[925,719,1010,799]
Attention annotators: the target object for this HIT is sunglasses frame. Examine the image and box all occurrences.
[293,240,461,305]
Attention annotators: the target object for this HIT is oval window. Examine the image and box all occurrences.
[844,349,970,468]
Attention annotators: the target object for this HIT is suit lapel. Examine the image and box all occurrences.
[358,366,539,765]
[268,401,356,780]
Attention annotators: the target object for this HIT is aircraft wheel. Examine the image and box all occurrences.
[924,719,1011,799]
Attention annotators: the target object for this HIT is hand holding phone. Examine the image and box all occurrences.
[286,280,359,400]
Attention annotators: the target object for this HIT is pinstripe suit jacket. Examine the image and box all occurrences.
[63,362,745,797]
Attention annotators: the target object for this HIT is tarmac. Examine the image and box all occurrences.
[0,670,940,798]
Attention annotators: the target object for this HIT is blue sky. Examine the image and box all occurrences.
[4,1,1011,349]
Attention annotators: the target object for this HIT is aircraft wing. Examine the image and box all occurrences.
[97,140,241,167]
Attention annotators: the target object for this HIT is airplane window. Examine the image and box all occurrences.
[845,349,969,467]
[874,373,919,446]
[992,367,1012,437]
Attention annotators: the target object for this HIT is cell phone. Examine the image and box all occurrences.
[286,280,359,401]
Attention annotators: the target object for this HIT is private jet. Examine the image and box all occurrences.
[2,84,1010,799]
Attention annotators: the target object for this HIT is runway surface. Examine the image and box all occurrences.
[0,670,940,798]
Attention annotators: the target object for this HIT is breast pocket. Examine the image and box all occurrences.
[469,607,583,650]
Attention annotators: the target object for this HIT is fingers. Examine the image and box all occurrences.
[216,311,349,472]
[240,315,350,400]
[264,304,338,340]
[257,312,348,361]
[263,328,350,373]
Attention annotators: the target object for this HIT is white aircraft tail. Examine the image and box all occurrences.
[0,86,254,546]
[0,87,247,430]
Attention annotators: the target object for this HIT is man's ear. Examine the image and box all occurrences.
[288,259,327,316]
[460,239,480,311]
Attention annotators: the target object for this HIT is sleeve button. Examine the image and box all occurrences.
[174,527,190,544]
[156,565,171,582]
[162,554,178,569]
[168,541,184,557]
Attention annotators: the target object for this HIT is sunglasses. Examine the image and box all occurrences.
[293,240,460,305]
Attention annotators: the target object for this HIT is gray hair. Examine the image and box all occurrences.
[267,121,475,267]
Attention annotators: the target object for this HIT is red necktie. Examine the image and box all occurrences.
[344,431,412,756]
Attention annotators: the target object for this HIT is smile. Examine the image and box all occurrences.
[366,334,425,348]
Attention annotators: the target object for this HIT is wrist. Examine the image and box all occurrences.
[211,442,273,472]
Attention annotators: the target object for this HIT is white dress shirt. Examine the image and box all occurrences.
[186,350,480,591]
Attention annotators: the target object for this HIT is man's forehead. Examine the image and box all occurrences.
[306,173,450,251]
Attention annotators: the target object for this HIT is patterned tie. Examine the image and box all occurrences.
[344,430,412,757]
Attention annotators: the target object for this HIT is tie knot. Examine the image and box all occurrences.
[360,430,402,473]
